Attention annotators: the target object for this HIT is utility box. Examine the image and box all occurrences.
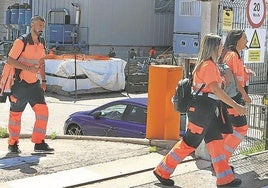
[146,65,183,140]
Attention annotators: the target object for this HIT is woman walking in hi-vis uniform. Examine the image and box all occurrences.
[153,34,247,187]
[219,30,251,167]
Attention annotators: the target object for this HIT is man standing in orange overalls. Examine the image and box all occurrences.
[6,15,54,153]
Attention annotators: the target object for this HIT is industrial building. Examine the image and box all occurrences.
[0,0,267,95]
[0,0,175,59]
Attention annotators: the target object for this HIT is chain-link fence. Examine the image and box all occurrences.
[218,0,268,155]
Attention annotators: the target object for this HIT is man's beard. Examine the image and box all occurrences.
[34,30,43,36]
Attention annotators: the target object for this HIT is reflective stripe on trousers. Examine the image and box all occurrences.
[155,139,235,186]
[222,125,249,161]
[31,103,48,144]
[154,140,195,179]
[206,140,235,186]
[8,111,23,145]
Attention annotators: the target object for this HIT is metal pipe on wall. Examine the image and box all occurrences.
[71,2,80,26]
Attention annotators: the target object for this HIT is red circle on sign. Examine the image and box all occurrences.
[247,0,266,28]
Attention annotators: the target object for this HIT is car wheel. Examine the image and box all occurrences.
[66,124,83,135]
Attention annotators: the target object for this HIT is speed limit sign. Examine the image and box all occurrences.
[247,0,266,28]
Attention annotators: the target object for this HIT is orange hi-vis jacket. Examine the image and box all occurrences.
[0,64,15,95]
[9,36,46,84]
[193,59,223,94]
[224,51,245,87]
[148,48,156,57]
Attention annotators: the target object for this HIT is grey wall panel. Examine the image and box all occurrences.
[174,0,202,33]
[31,0,173,47]
[0,0,173,59]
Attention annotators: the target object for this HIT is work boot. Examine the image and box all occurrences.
[34,140,54,152]
[8,142,21,153]
[217,178,242,187]
[153,170,174,186]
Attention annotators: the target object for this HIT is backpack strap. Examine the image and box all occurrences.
[194,83,205,95]
[14,34,28,81]
[188,74,205,96]
[39,36,46,50]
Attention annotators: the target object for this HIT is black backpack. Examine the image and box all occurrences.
[172,78,205,113]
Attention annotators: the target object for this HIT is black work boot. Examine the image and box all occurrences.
[8,142,21,153]
[153,170,174,186]
[34,140,54,152]
[217,178,242,187]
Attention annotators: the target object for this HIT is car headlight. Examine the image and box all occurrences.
[65,117,72,123]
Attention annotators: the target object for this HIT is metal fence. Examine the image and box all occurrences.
[218,0,268,155]
[234,101,268,155]
[218,0,268,95]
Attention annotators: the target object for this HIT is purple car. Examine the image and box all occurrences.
[64,98,147,138]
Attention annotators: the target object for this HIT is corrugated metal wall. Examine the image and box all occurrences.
[0,0,174,59]
[31,0,174,58]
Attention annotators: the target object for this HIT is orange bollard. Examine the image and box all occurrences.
[146,65,183,140]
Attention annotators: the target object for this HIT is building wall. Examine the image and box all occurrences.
[0,0,223,60]
[173,0,219,55]
[33,0,174,58]
[0,0,174,59]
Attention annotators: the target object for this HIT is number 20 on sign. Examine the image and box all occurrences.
[246,0,266,28]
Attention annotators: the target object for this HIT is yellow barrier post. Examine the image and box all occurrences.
[146,65,183,140]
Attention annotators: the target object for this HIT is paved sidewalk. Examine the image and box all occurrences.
[0,137,267,188]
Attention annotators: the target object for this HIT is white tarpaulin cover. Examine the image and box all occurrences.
[45,58,126,92]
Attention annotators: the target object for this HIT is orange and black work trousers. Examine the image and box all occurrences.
[8,80,48,145]
[223,109,248,162]
[155,96,235,186]
[223,93,248,162]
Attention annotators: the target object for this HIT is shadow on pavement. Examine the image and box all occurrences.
[154,182,182,188]
[1,153,47,175]
[238,170,268,188]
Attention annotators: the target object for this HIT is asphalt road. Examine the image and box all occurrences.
[0,91,148,136]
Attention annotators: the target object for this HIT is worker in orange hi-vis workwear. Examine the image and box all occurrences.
[6,15,54,153]
[219,30,251,168]
[153,34,247,187]
[148,46,157,59]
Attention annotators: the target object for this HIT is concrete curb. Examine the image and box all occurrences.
[18,134,179,149]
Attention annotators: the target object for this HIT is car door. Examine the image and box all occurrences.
[110,104,147,138]
[92,103,128,137]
